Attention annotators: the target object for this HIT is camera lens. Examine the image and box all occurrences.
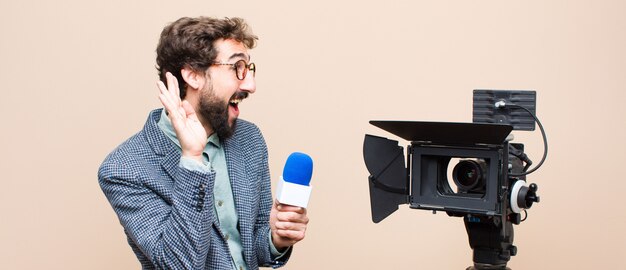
[452,160,486,191]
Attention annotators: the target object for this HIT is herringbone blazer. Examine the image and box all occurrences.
[99,109,290,269]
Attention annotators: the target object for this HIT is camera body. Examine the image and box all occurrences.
[410,137,509,216]
[365,121,519,222]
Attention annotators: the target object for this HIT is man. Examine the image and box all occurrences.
[99,17,308,270]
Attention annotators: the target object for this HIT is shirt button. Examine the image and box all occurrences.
[225,234,230,241]
[239,266,243,270]
[217,200,224,207]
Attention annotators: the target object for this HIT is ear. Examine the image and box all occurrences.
[180,67,206,90]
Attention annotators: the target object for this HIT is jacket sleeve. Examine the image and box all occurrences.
[99,157,217,270]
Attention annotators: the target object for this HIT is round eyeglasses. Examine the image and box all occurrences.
[212,59,256,80]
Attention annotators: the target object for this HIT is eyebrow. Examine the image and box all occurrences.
[228,52,250,61]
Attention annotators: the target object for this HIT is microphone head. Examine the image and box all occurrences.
[282,152,313,186]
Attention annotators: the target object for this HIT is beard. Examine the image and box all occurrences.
[198,88,236,140]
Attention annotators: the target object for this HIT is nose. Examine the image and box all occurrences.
[240,72,256,94]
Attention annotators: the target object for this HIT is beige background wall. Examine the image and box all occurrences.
[1,0,624,269]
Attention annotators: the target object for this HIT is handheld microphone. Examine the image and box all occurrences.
[275,152,313,208]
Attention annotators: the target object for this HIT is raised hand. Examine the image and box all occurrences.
[157,72,207,162]
[270,200,309,250]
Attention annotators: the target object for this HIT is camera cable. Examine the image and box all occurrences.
[495,101,548,176]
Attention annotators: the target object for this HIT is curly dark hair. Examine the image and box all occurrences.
[156,17,258,99]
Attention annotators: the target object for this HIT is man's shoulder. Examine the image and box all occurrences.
[233,119,266,145]
[235,118,261,135]
[98,131,152,179]
[98,110,165,180]
[228,119,268,158]
[104,131,152,161]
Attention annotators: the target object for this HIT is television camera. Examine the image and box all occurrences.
[364,90,546,269]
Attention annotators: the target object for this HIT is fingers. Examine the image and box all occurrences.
[273,219,307,246]
[166,72,179,98]
[275,210,309,224]
[157,82,176,116]
[181,100,199,121]
[273,205,308,244]
[157,73,180,102]
[275,201,307,214]
[157,72,185,122]
[271,203,309,248]
[274,227,306,242]
[274,220,307,231]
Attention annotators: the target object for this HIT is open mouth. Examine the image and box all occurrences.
[229,92,249,110]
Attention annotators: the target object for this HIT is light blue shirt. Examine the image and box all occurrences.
[157,109,286,270]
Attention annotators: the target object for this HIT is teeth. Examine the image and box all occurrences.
[230,98,242,105]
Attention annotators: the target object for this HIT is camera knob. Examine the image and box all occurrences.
[528,183,540,203]
[510,181,540,213]
[518,186,535,209]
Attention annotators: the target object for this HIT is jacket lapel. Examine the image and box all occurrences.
[143,109,181,181]
[225,137,252,223]
[223,132,254,258]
